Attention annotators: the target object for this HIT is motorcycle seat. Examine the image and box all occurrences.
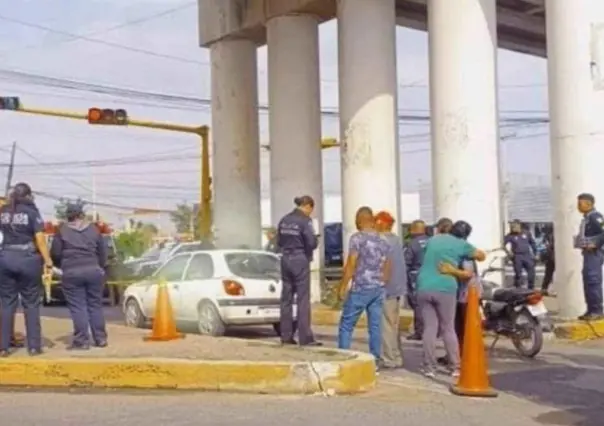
[492,288,536,303]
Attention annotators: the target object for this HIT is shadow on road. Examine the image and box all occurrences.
[491,351,604,426]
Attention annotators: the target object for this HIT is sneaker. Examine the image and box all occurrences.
[449,368,460,378]
[420,367,436,379]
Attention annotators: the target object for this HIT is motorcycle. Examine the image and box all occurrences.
[479,249,546,358]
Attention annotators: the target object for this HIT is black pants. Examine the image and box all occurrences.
[583,251,603,315]
[0,251,43,351]
[455,302,467,356]
[513,256,536,289]
[542,257,555,291]
[280,254,313,344]
[62,268,107,346]
[406,290,423,335]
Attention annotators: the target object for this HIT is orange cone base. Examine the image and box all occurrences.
[143,332,185,342]
[450,384,498,398]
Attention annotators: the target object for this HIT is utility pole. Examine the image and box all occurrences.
[4,141,16,197]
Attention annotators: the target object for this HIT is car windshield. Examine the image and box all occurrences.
[140,246,162,261]
[224,252,280,280]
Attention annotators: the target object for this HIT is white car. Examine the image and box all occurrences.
[122,249,296,336]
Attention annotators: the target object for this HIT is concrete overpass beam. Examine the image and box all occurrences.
[546,0,604,318]
[210,39,262,249]
[267,14,324,302]
[428,0,502,268]
[338,0,401,246]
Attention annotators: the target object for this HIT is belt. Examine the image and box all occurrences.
[281,250,305,255]
[3,243,35,251]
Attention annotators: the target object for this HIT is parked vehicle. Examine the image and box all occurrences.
[480,249,546,358]
[122,249,295,336]
[123,240,214,279]
[42,221,123,306]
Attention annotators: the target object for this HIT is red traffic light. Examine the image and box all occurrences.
[88,107,128,125]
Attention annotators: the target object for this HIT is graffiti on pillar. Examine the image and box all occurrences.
[342,121,372,168]
[440,111,470,150]
[590,23,604,90]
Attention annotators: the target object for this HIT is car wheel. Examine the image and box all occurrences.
[272,321,298,337]
[124,297,145,328]
[197,300,226,337]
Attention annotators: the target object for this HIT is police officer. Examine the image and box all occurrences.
[575,193,604,321]
[276,195,320,346]
[504,220,538,289]
[0,183,52,357]
[50,203,108,349]
[404,219,428,341]
[541,226,556,297]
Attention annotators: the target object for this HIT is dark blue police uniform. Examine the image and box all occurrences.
[51,219,108,348]
[276,209,318,345]
[0,201,44,353]
[504,231,538,289]
[577,209,604,316]
[404,234,428,338]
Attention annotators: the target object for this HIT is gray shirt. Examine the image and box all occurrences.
[381,232,407,298]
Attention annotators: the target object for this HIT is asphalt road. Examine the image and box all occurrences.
[24,305,604,426]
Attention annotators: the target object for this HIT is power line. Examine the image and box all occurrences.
[0,14,204,65]
[0,2,196,56]
[0,14,546,93]
[0,68,551,122]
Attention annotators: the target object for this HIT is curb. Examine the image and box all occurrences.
[554,319,604,341]
[0,350,377,395]
[313,307,414,332]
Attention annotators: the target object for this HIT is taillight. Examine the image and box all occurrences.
[526,292,543,305]
[223,279,245,296]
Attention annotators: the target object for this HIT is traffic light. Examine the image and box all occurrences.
[88,107,128,125]
[0,97,21,110]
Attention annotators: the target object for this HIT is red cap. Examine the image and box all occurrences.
[374,211,395,225]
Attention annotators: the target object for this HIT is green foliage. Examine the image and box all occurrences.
[114,221,158,260]
[169,202,202,239]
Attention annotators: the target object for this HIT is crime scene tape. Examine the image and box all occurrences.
[41,273,138,302]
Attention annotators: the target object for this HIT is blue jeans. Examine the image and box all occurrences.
[337,287,384,361]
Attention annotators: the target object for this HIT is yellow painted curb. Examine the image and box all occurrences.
[313,307,414,332]
[554,319,604,341]
[0,351,376,395]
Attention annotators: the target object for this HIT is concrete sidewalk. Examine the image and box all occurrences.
[0,315,376,394]
[313,296,604,341]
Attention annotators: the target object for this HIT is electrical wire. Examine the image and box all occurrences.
[0,69,551,121]
[0,14,204,65]
[0,2,196,56]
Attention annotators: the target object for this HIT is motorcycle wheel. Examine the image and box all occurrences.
[511,308,543,358]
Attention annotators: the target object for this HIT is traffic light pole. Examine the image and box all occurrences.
[8,104,341,245]
[16,106,214,242]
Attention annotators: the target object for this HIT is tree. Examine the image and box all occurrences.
[114,221,158,259]
[54,197,86,221]
[169,202,200,237]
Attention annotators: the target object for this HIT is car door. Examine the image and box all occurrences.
[140,254,192,319]
[176,253,215,320]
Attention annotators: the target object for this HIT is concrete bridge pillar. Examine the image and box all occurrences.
[337,0,401,248]
[267,14,324,302]
[546,0,604,318]
[210,39,262,249]
[427,0,502,276]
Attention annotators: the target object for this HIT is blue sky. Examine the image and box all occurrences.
[0,0,550,226]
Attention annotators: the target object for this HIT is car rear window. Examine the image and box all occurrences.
[224,252,280,280]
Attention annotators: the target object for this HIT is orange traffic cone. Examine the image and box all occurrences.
[450,284,498,398]
[144,278,185,342]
